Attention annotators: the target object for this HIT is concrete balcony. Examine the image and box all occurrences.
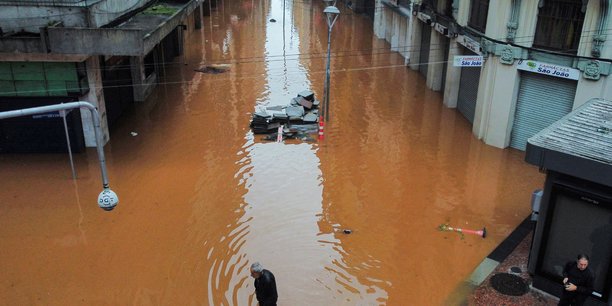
[0,0,199,56]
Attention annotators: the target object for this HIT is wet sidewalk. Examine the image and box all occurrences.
[465,218,558,305]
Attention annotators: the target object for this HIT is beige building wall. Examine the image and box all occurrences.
[375,0,611,149]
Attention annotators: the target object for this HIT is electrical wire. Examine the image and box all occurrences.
[2,0,609,54]
[1,0,610,92]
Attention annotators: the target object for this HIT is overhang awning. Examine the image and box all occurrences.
[525,98,612,187]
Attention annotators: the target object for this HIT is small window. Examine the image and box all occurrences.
[533,0,585,53]
[468,0,489,33]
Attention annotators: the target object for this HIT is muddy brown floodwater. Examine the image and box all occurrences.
[0,1,545,305]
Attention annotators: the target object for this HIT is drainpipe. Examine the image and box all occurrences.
[0,102,119,211]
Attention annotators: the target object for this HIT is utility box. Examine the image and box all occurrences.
[531,189,543,221]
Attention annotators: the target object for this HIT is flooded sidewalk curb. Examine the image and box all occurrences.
[446,216,559,305]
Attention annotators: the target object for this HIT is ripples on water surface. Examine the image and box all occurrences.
[0,0,543,305]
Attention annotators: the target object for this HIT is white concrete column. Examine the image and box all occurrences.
[455,0,470,26]
[398,15,407,57]
[427,30,445,91]
[472,57,520,149]
[403,12,415,64]
[408,21,422,71]
[443,40,461,108]
[484,1,511,39]
[374,0,386,38]
[385,9,393,42]
[577,0,600,57]
[391,12,401,52]
[574,75,612,108]
[130,56,145,102]
[602,3,612,59]
[80,56,110,147]
[604,76,612,99]
[517,1,539,47]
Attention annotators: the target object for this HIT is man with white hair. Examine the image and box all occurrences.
[559,254,595,306]
[250,262,278,306]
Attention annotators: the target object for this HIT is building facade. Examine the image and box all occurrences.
[0,0,204,152]
[374,0,612,151]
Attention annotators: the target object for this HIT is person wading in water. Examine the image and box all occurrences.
[250,262,278,306]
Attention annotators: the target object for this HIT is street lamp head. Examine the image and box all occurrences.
[324,6,340,28]
[98,188,119,211]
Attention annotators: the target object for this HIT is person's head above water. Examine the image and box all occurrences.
[250,262,264,278]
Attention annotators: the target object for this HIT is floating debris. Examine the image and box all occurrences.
[269,18,276,22]
[437,223,487,239]
[194,64,231,74]
[249,90,320,142]
[343,229,352,234]
[130,132,138,136]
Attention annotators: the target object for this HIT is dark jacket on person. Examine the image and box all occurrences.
[562,261,595,295]
[254,269,278,306]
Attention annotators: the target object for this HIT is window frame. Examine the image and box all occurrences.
[468,0,489,33]
[532,0,585,54]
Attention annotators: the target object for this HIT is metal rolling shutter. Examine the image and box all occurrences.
[510,73,576,151]
[419,27,431,77]
[457,56,480,124]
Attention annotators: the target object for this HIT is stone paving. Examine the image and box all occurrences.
[468,232,559,306]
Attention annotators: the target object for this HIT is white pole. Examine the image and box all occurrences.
[0,101,118,211]
[60,108,77,180]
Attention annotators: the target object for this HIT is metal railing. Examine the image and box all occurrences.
[0,0,90,6]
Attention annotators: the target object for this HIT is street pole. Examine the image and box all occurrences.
[0,101,119,211]
[324,25,332,122]
[322,5,339,123]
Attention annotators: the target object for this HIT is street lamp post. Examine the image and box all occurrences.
[322,5,339,123]
[0,102,119,211]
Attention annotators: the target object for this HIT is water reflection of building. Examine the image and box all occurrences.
[525,98,612,305]
[374,0,612,152]
[0,0,203,152]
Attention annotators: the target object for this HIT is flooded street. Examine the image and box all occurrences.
[0,1,544,305]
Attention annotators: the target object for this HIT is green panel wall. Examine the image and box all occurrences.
[44,62,78,82]
[12,62,45,81]
[47,80,69,96]
[0,62,83,96]
[0,81,16,96]
[15,80,47,97]
[0,63,13,80]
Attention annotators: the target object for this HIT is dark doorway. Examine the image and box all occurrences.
[100,56,134,128]
[0,96,84,153]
